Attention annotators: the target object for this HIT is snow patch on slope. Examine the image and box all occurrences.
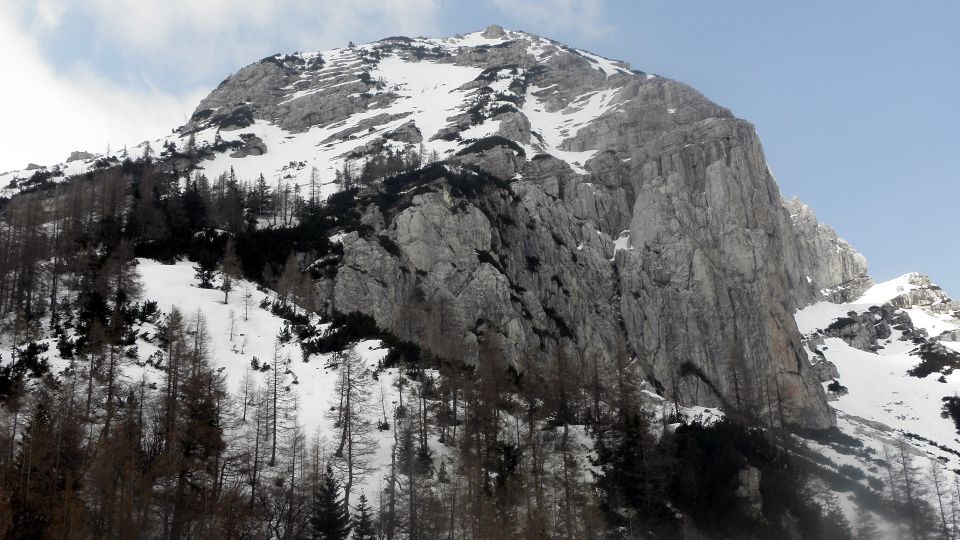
[796,296,960,472]
[133,259,444,506]
[370,55,482,148]
[522,86,621,173]
[576,49,631,77]
[855,273,924,306]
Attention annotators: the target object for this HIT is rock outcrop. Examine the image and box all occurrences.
[784,197,872,303]
[817,305,921,352]
[66,150,94,163]
[873,272,958,314]
[191,29,837,428]
[229,134,267,158]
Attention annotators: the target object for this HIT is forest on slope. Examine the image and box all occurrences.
[0,135,942,539]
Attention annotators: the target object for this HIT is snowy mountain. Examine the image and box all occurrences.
[797,273,960,460]
[1,25,956,539]
[3,26,635,198]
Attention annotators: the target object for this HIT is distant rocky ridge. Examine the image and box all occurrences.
[66,150,95,163]
[798,271,960,412]
[862,272,960,341]
[869,272,959,314]
[784,196,873,303]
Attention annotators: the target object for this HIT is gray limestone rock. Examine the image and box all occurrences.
[482,25,507,39]
[784,197,873,303]
[229,135,267,158]
[385,121,423,144]
[187,29,845,428]
[811,357,840,383]
[819,305,923,352]
[66,150,94,163]
[876,273,958,313]
[736,466,764,518]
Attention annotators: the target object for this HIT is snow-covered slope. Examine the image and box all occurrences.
[791,274,960,536]
[0,255,609,508]
[0,258,433,506]
[796,274,960,472]
[1,26,634,198]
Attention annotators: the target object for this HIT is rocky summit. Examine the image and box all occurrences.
[158,25,877,429]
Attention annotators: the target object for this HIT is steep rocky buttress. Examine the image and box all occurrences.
[784,197,873,303]
[180,26,851,428]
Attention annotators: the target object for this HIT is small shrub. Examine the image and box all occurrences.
[942,395,960,432]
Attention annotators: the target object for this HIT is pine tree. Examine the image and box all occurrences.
[928,459,952,540]
[327,349,376,512]
[312,464,351,540]
[186,132,197,157]
[252,173,271,216]
[194,250,217,289]
[893,437,934,540]
[141,141,154,161]
[818,488,851,540]
[241,282,254,321]
[309,166,319,207]
[221,238,241,303]
[854,505,880,540]
[352,494,376,540]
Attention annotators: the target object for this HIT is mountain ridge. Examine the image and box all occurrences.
[174,25,838,427]
[0,26,892,430]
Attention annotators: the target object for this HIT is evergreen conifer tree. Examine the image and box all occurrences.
[194,251,218,289]
[220,238,240,302]
[351,494,376,540]
[312,464,351,540]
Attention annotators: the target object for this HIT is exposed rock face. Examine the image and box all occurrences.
[197,29,837,428]
[481,25,507,39]
[229,135,267,158]
[736,466,764,518]
[784,197,873,303]
[810,357,840,383]
[66,150,94,163]
[185,51,380,134]
[855,273,960,341]
[876,272,958,314]
[941,330,960,341]
[817,306,916,352]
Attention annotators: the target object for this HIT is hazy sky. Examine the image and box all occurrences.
[1,0,957,295]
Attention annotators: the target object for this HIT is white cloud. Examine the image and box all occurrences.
[0,0,443,172]
[31,0,67,30]
[489,0,608,39]
[80,0,444,82]
[0,4,205,172]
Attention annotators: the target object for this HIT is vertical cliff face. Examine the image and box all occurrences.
[613,118,830,428]
[183,26,837,428]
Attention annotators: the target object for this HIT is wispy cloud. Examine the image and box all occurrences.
[488,0,608,40]
[0,0,444,171]
[0,1,205,171]
[80,0,444,82]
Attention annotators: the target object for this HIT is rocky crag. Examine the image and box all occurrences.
[784,197,872,303]
[175,26,866,428]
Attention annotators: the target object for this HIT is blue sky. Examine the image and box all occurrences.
[2,0,957,294]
